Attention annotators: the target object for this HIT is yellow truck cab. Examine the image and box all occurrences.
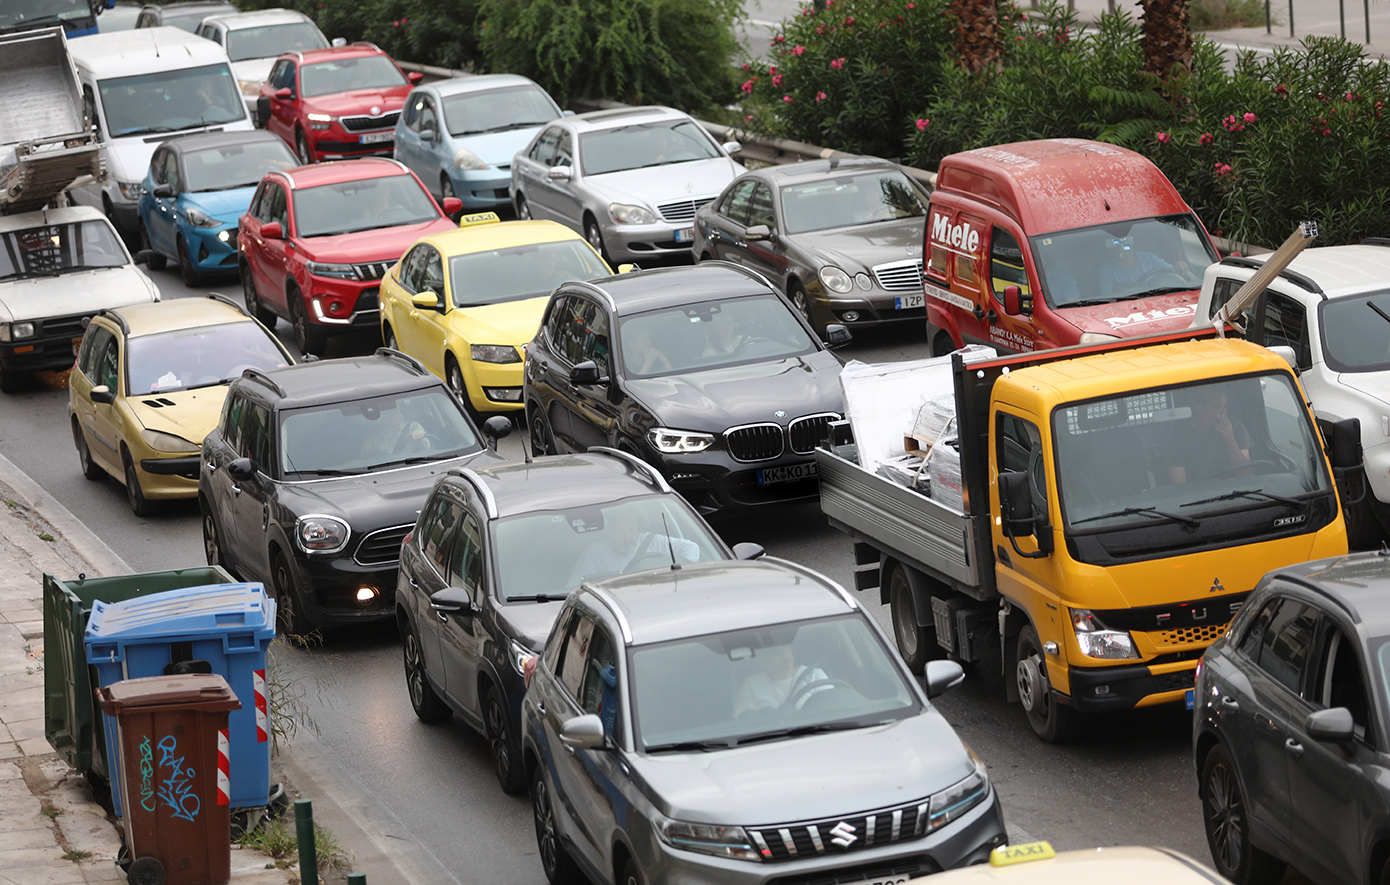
[818,331,1356,740]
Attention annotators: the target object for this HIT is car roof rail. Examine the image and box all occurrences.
[1217,255,1325,297]
[1362,237,1390,249]
[587,446,671,493]
[702,259,777,293]
[374,347,428,376]
[762,555,860,611]
[352,41,381,51]
[240,367,285,397]
[98,308,130,334]
[205,291,246,315]
[580,585,633,644]
[445,466,497,518]
[567,280,617,311]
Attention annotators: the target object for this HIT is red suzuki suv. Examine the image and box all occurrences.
[238,158,462,355]
[258,43,422,164]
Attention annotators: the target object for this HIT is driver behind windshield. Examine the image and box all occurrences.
[1097,235,1175,297]
[732,644,829,716]
[566,505,700,586]
[1164,385,1251,483]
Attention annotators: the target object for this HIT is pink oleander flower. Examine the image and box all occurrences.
[1156,131,1170,144]
[773,34,786,43]
[772,74,783,86]
[783,94,793,102]
[741,79,755,94]
[1199,131,1214,146]
[1243,112,1256,122]
[792,45,806,55]
[1214,161,1232,176]
[915,118,930,130]
[745,114,754,123]
[830,57,845,69]
[816,91,827,102]
[844,15,855,25]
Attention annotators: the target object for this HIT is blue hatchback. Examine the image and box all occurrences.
[138,130,297,284]
[393,74,564,212]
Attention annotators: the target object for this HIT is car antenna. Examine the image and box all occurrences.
[660,511,680,571]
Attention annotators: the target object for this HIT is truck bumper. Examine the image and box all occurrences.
[1,335,80,374]
[1060,659,1197,713]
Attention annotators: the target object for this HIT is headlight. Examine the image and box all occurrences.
[140,430,201,454]
[306,260,358,280]
[1070,609,1139,659]
[238,78,261,97]
[648,428,714,454]
[608,202,656,225]
[308,112,333,131]
[453,147,489,171]
[117,180,144,201]
[0,322,35,342]
[819,266,853,293]
[470,344,521,364]
[1079,332,1122,345]
[926,763,989,833]
[296,515,350,554]
[509,639,534,676]
[653,811,760,862]
[185,207,220,228]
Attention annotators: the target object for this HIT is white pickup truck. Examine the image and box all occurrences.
[0,205,159,393]
[1191,240,1390,546]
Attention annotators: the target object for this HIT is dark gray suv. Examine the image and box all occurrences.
[523,558,1007,885]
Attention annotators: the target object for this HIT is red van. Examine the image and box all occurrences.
[923,139,1219,355]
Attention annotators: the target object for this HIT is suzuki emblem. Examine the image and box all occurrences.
[1210,578,1225,593]
[829,821,857,848]
[775,410,786,418]
[371,106,381,115]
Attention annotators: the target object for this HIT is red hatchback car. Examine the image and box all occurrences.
[258,43,421,164]
[238,158,462,354]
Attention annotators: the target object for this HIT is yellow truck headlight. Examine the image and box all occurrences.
[1070,609,1138,659]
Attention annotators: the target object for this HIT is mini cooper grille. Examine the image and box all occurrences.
[725,423,785,462]
[872,259,925,292]
[1155,624,1228,646]
[339,112,400,132]
[656,196,715,223]
[352,261,392,281]
[788,413,839,454]
[354,524,413,566]
[748,799,929,862]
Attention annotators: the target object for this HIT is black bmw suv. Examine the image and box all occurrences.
[199,348,505,632]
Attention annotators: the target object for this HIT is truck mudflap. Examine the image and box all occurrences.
[1059,660,1198,713]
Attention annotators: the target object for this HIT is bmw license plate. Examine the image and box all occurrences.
[894,292,926,310]
[1185,688,1195,710]
[359,131,393,144]
[757,462,818,486]
[674,227,694,243]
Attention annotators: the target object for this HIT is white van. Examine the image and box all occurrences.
[68,27,252,242]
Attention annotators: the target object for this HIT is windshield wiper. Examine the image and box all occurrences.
[644,739,733,754]
[1115,286,1190,300]
[1368,301,1390,326]
[365,454,447,470]
[1072,506,1200,530]
[288,468,361,477]
[506,593,565,603]
[734,720,868,746]
[1060,298,1119,308]
[1182,488,1309,510]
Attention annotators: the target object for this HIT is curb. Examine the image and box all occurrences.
[0,449,132,577]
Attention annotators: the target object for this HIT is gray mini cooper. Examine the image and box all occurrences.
[522,558,1007,885]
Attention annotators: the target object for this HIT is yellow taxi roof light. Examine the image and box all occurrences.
[459,212,502,228]
[989,841,1056,867]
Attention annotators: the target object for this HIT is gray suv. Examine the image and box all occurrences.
[522,558,1007,885]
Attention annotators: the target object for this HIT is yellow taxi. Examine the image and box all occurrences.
[919,842,1225,884]
[378,212,612,415]
[68,294,293,516]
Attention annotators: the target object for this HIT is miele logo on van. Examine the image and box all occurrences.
[930,214,981,255]
[1104,306,1196,329]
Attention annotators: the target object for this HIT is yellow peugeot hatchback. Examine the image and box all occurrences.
[69,294,293,515]
[378,212,612,415]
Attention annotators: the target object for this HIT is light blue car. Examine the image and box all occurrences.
[393,74,564,212]
[137,130,296,285]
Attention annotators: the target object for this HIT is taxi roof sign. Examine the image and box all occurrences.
[460,211,502,228]
[989,841,1056,867]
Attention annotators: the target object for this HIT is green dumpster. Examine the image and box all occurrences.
[43,566,235,778]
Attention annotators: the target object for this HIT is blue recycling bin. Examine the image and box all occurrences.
[84,582,276,819]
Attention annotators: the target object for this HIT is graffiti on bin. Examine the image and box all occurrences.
[156,735,201,822]
[138,735,155,812]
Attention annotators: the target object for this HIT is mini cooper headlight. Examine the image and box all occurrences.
[296,515,351,554]
[140,429,201,453]
[653,811,761,862]
[470,344,521,364]
[819,265,853,294]
[648,428,714,454]
[608,202,656,225]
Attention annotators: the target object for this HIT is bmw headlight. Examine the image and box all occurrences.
[1071,609,1139,659]
[648,428,714,454]
[819,265,853,294]
[0,322,35,342]
[509,638,534,676]
[653,811,760,862]
[140,429,201,454]
[608,203,656,225]
[117,180,144,201]
[925,757,989,833]
[306,261,358,280]
[296,515,351,554]
[453,147,489,171]
[1079,332,1122,346]
[470,344,521,364]
[185,207,220,229]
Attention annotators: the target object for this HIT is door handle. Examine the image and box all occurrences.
[972,305,985,320]
[986,309,998,325]
[1285,738,1304,757]
[1220,696,1240,711]
[231,483,242,496]
[536,702,546,716]
[435,610,447,624]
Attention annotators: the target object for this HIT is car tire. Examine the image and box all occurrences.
[383,324,398,350]
[789,281,823,336]
[242,265,276,328]
[483,683,525,794]
[138,220,167,270]
[121,447,157,517]
[176,236,200,287]
[515,195,531,220]
[403,619,450,722]
[928,328,956,359]
[440,175,456,204]
[584,216,610,264]
[201,501,226,570]
[888,563,939,674]
[72,416,105,480]
[295,128,313,165]
[1201,743,1286,885]
[270,551,310,638]
[446,357,483,422]
[1016,624,1080,742]
[532,766,582,885]
[619,855,643,885]
[290,289,327,357]
[528,402,555,457]
[0,364,24,394]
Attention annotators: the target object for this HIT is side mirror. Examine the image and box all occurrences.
[722,141,743,155]
[923,660,965,698]
[419,128,436,143]
[1000,470,1053,556]
[330,36,347,47]
[1327,417,1363,471]
[824,324,852,347]
[441,196,463,216]
[274,87,292,100]
[152,183,175,199]
[430,585,479,615]
[732,542,765,560]
[1003,284,1022,317]
[411,290,441,310]
[482,415,512,449]
[745,224,771,242]
[559,714,608,750]
[1305,706,1355,743]
[90,384,115,405]
[561,109,576,117]
[227,457,256,481]
[569,360,604,386]
[134,249,157,266]
[1268,345,1297,371]
[546,166,572,182]
[261,222,282,240]
[407,71,424,84]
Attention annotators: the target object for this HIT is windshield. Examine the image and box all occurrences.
[781,171,926,234]
[448,240,608,307]
[98,63,245,137]
[226,23,326,61]
[1320,291,1390,373]
[301,55,406,98]
[442,85,558,136]
[492,496,726,603]
[0,0,90,29]
[580,120,722,176]
[127,322,288,395]
[617,294,817,378]
[292,175,439,237]
[279,389,479,476]
[162,7,229,30]
[0,219,127,280]
[183,140,297,192]
[1053,373,1332,534]
[630,613,918,752]
[1030,214,1217,308]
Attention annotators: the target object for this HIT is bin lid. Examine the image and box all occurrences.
[97,673,240,714]
[84,582,273,644]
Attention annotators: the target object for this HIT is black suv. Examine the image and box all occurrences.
[397,448,756,794]
[523,262,847,516]
[199,348,506,632]
[1193,550,1390,885]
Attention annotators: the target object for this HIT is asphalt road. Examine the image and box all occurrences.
[1,262,1226,882]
